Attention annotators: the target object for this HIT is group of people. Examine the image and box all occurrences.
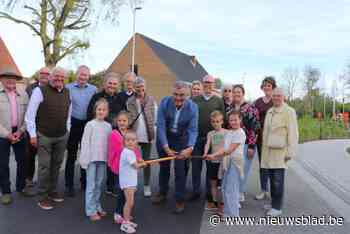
[0,65,299,233]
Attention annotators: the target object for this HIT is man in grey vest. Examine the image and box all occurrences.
[25,67,72,210]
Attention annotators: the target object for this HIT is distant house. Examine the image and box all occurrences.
[108,33,208,102]
[0,36,26,86]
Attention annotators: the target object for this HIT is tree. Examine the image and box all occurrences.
[281,67,299,102]
[303,65,321,115]
[0,0,142,66]
[214,77,223,89]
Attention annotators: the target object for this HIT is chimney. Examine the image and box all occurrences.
[190,55,197,67]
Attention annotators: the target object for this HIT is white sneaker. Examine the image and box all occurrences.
[144,185,152,197]
[239,193,245,202]
[266,208,282,217]
[121,222,136,233]
[255,192,269,200]
[114,213,124,224]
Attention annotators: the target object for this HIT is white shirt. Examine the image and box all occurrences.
[119,148,138,189]
[79,119,112,169]
[203,94,213,101]
[25,87,72,138]
[225,129,246,157]
[223,128,246,177]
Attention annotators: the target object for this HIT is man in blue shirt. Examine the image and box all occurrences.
[64,65,97,197]
[152,81,198,214]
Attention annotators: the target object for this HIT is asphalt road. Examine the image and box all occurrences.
[1,154,205,234]
[2,140,350,234]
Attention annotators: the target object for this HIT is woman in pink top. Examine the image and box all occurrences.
[108,111,141,224]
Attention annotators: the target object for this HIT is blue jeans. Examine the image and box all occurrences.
[267,168,285,210]
[222,161,240,217]
[0,136,26,194]
[157,133,188,202]
[114,174,125,215]
[85,161,106,216]
[240,145,256,193]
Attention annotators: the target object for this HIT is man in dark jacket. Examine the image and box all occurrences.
[24,67,50,188]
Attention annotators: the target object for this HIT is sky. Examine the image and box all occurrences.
[1,0,350,99]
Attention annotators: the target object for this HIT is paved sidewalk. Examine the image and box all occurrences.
[200,140,350,234]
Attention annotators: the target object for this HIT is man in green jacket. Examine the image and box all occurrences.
[190,75,225,209]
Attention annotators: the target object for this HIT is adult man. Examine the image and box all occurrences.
[119,72,136,100]
[64,65,97,196]
[25,67,72,210]
[152,81,198,214]
[0,68,33,205]
[87,72,127,195]
[261,88,298,216]
[25,67,50,188]
[190,75,225,207]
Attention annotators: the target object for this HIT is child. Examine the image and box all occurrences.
[119,131,147,233]
[108,111,142,225]
[205,110,246,217]
[79,98,112,221]
[203,111,227,210]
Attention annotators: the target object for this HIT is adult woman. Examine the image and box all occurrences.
[127,77,157,197]
[254,76,276,200]
[232,84,260,202]
[222,84,234,115]
[261,88,298,216]
[190,80,203,98]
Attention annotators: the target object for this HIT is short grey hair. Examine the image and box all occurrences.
[173,81,189,90]
[50,67,67,77]
[104,72,121,83]
[123,72,136,81]
[135,76,146,87]
[221,83,233,92]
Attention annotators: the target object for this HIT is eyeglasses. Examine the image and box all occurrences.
[224,89,232,93]
[39,72,50,76]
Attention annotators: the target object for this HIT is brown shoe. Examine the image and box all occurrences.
[48,193,64,203]
[151,193,166,204]
[18,187,36,197]
[38,199,54,210]
[89,214,101,222]
[173,202,185,214]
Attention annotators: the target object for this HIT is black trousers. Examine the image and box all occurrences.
[0,128,26,194]
[65,118,87,189]
[25,132,37,181]
[266,168,285,210]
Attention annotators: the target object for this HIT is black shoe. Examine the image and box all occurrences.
[65,187,75,197]
[186,193,200,201]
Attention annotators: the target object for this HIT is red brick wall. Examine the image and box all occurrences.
[108,34,176,103]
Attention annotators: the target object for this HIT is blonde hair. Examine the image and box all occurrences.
[123,130,137,144]
[93,98,109,118]
[210,110,224,119]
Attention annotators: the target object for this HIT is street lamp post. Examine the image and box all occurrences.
[131,6,142,73]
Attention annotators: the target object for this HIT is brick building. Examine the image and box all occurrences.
[108,33,208,102]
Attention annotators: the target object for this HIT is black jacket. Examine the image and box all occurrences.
[86,90,128,124]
